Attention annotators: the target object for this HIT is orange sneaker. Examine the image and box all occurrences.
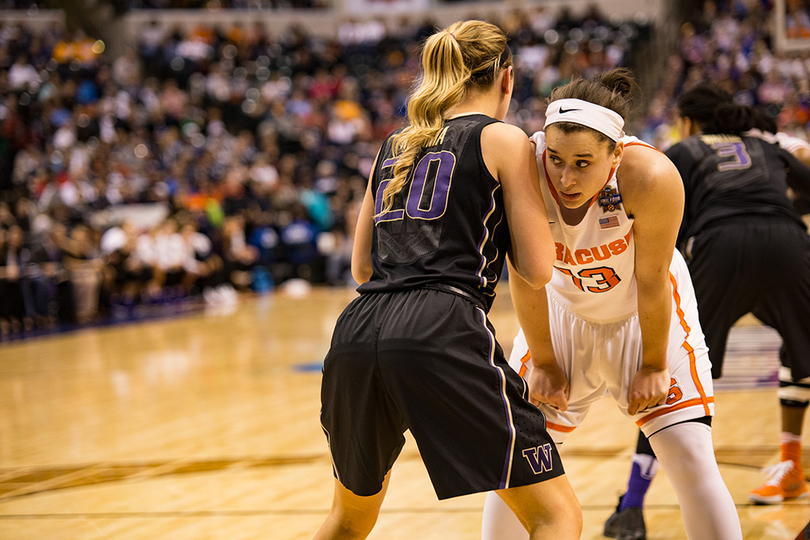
[749,460,809,504]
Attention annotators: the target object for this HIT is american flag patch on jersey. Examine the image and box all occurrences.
[599,216,620,229]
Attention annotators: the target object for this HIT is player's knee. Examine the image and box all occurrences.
[778,376,810,406]
[326,510,378,539]
[780,397,810,408]
[650,423,712,470]
[524,504,582,538]
[500,480,582,538]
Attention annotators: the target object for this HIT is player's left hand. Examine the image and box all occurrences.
[627,365,670,416]
[527,361,570,412]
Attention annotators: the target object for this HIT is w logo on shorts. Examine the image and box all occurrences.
[522,444,554,474]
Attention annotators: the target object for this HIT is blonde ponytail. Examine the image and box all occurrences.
[378,20,512,216]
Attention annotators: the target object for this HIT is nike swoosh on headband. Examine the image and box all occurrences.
[545,98,625,141]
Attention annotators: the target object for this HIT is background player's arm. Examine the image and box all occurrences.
[351,162,377,285]
[508,260,570,411]
[483,123,555,289]
[621,145,684,415]
[788,144,810,169]
[664,143,697,249]
[780,147,810,200]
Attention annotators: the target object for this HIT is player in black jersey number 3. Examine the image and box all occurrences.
[314,20,581,540]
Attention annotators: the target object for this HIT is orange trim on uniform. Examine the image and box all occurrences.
[684,339,710,416]
[546,420,577,433]
[669,272,691,337]
[518,351,531,378]
[669,272,709,414]
[624,141,665,155]
[635,272,711,426]
[635,397,715,427]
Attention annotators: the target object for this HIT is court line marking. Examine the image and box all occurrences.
[0,447,787,502]
[1,500,807,520]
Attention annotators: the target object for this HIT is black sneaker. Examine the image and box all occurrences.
[604,495,646,540]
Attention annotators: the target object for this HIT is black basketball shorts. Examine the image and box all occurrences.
[320,287,564,500]
[687,218,810,380]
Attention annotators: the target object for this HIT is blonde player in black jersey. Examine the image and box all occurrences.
[481,70,742,540]
[314,20,581,540]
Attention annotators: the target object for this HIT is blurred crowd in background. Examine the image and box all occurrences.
[0,0,808,336]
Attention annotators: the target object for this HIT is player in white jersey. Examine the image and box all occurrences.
[604,89,810,540]
[481,69,742,540]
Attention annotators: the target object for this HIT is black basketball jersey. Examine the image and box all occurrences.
[666,134,810,247]
[357,114,510,311]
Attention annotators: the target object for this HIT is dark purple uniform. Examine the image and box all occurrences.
[667,134,810,381]
[320,114,564,499]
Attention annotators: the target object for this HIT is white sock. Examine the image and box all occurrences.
[631,452,660,480]
[781,431,802,445]
[649,422,742,540]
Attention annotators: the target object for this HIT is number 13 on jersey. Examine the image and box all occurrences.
[557,266,621,293]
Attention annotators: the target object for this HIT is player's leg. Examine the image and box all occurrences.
[746,348,810,503]
[685,225,756,380]
[482,298,601,540]
[603,430,657,540]
[746,348,810,502]
[313,474,391,540]
[649,421,741,540]
[495,475,582,540]
[611,251,738,538]
[318,293,407,538]
[482,476,582,540]
[482,491,528,540]
[748,224,810,502]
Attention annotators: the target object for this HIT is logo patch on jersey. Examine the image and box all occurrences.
[599,215,620,229]
[597,186,622,213]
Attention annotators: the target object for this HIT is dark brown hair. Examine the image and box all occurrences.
[547,68,638,149]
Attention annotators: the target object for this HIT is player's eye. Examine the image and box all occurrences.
[549,155,562,165]
[576,160,590,168]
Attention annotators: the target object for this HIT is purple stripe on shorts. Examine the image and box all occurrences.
[478,308,515,489]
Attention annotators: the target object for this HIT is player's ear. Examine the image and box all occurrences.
[501,65,514,96]
[611,140,624,167]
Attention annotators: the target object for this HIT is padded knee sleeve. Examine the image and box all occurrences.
[650,423,741,540]
[778,368,810,405]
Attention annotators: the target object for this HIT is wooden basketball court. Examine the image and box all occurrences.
[0,286,807,539]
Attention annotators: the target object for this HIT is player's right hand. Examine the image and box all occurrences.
[627,365,670,416]
[527,361,570,412]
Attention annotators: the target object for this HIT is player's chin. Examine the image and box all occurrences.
[559,192,583,207]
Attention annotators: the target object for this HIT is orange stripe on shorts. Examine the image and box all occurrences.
[546,420,577,433]
[636,274,711,427]
[635,397,715,426]
[518,350,531,378]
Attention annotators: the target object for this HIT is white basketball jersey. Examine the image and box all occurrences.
[530,132,656,322]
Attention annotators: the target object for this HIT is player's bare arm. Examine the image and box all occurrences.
[620,144,684,415]
[486,123,555,289]
[350,153,379,284]
[508,260,570,411]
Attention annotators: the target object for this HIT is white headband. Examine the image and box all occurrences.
[544,98,625,142]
